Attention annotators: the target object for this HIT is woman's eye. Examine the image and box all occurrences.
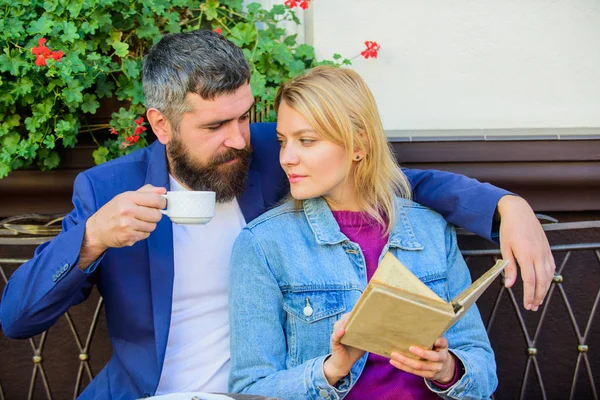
[240,114,250,121]
[299,139,315,145]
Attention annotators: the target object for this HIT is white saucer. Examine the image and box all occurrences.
[168,216,213,225]
[140,392,233,400]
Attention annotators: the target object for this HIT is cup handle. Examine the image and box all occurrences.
[160,194,168,216]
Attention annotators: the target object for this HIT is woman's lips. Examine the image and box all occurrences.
[288,174,307,183]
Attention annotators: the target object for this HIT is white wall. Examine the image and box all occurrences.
[307,0,600,138]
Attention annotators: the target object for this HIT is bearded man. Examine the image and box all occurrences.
[1,30,554,399]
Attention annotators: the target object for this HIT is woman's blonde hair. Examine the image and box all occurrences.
[274,66,411,234]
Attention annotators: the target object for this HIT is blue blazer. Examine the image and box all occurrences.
[0,123,509,399]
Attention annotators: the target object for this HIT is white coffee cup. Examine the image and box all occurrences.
[160,191,216,225]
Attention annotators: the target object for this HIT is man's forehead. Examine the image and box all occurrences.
[184,85,254,117]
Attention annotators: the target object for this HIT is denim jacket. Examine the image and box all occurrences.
[229,196,497,400]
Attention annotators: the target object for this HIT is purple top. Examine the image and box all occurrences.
[332,210,460,399]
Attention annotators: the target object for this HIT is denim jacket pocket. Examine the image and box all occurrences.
[283,290,346,365]
[416,271,449,302]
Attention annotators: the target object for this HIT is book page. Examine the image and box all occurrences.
[448,259,508,325]
[372,252,442,302]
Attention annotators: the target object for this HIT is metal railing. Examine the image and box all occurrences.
[1,215,598,399]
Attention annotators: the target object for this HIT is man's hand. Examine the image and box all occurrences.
[79,184,167,270]
[390,337,456,384]
[323,313,365,385]
[497,195,556,311]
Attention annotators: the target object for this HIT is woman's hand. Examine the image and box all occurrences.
[323,313,365,385]
[389,337,456,384]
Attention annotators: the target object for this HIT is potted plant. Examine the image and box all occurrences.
[0,0,378,179]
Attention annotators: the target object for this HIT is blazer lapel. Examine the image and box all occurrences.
[145,142,174,371]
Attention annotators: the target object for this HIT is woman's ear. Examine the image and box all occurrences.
[353,151,366,161]
[147,108,172,145]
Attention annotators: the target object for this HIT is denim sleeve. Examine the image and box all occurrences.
[229,229,351,400]
[403,168,511,241]
[424,224,498,399]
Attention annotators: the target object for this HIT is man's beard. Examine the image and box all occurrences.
[167,136,252,202]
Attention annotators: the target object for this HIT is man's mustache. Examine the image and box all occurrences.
[209,146,252,166]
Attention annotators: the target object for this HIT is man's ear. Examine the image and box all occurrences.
[147,108,172,145]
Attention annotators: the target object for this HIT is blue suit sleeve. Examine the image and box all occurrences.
[0,172,101,339]
[403,168,511,241]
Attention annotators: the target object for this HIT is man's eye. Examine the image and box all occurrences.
[206,125,221,131]
[240,114,250,121]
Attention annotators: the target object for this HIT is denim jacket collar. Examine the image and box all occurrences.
[302,197,424,251]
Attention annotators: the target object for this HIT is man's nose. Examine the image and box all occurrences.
[223,123,248,150]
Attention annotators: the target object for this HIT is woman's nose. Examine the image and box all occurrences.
[280,143,299,166]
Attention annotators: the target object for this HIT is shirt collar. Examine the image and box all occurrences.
[302,197,423,251]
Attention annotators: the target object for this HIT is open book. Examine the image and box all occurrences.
[340,252,507,359]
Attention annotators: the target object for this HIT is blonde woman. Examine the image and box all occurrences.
[228,66,497,399]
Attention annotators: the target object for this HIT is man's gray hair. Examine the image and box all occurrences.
[142,30,251,130]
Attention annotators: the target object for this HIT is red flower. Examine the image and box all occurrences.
[213,27,222,35]
[134,116,144,125]
[31,37,64,67]
[110,127,118,135]
[134,126,147,135]
[284,0,299,8]
[360,41,381,59]
[125,135,140,145]
[299,0,310,9]
[34,55,47,67]
[50,51,64,61]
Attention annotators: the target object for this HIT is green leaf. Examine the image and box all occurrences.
[2,132,21,154]
[61,21,80,43]
[295,44,315,59]
[111,41,129,57]
[249,72,266,99]
[121,58,141,79]
[136,20,161,40]
[119,80,145,105]
[283,34,298,46]
[81,20,99,35]
[14,78,34,97]
[39,149,60,170]
[62,85,84,106]
[230,22,256,47]
[0,48,28,76]
[81,93,100,114]
[200,0,220,20]
[67,0,83,18]
[288,59,306,78]
[270,4,286,15]
[92,146,109,164]
[42,134,56,149]
[91,11,112,29]
[25,116,41,132]
[246,2,262,14]
[0,161,10,178]
[43,0,59,13]
[95,75,116,98]
[55,119,74,135]
[27,15,54,36]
